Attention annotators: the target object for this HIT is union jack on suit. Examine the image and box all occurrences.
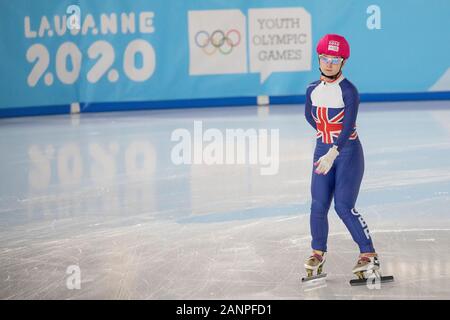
[304,75,375,254]
[312,107,358,144]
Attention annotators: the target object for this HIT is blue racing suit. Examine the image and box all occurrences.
[304,75,375,253]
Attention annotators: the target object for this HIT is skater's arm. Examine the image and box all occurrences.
[334,83,359,151]
[304,85,317,130]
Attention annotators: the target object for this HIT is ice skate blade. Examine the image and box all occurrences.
[301,273,327,282]
[349,275,394,286]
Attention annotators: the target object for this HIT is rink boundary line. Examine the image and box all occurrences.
[1,91,450,118]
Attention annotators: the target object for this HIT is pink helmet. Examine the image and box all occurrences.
[316,34,350,59]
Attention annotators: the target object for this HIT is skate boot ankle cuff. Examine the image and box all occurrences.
[311,253,324,262]
[359,256,371,263]
[360,253,378,258]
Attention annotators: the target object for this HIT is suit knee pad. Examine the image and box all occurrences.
[334,203,354,220]
[311,199,330,219]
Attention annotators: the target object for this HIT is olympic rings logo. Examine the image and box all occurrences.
[194,29,241,55]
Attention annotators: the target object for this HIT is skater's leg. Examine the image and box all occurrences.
[333,140,375,253]
[303,145,335,280]
[310,146,335,252]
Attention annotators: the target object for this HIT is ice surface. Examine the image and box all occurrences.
[1,100,449,299]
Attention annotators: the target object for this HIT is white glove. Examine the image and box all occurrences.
[314,145,339,175]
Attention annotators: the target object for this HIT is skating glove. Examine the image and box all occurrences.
[314,145,339,175]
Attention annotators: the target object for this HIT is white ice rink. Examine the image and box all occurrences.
[1,100,450,299]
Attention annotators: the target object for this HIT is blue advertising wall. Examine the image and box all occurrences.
[0,0,450,117]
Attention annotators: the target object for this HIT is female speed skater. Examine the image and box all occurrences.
[302,34,393,284]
